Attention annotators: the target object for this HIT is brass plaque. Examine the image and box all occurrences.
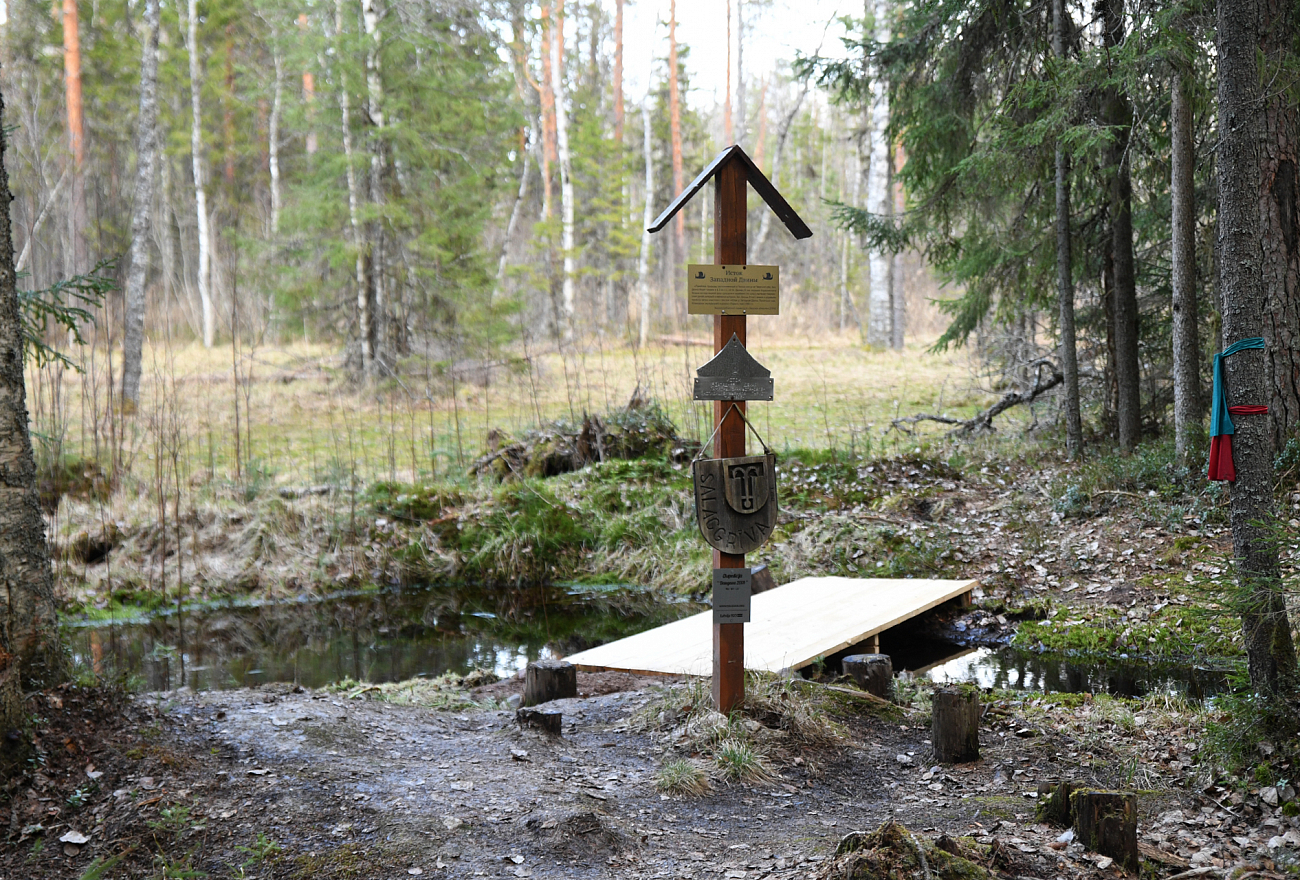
[692,453,778,555]
[687,264,779,315]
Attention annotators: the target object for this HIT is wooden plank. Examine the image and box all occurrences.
[566,577,980,676]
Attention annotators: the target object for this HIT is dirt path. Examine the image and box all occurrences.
[11,673,1296,880]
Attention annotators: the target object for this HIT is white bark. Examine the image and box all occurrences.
[735,0,745,144]
[496,149,530,297]
[551,4,576,336]
[269,49,284,237]
[637,101,653,348]
[362,0,386,373]
[336,0,369,373]
[864,0,892,349]
[186,0,214,348]
[121,0,161,408]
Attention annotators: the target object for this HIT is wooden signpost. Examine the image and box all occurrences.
[648,145,811,712]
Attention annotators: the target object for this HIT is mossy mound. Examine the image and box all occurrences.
[823,822,991,880]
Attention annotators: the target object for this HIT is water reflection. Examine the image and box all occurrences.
[63,585,690,692]
[918,645,1229,699]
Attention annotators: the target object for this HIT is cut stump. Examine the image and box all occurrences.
[931,685,979,763]
[523,659,577,707]
[1036,781,1077,827]
[516,707,562,735]
[843,654,893,700]
[1071,790,1138,871]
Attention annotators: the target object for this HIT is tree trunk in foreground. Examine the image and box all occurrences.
[1259,1,1300,451]
[1216,0,1298,697]
[1053,0,1082,459]
[1171,62,1202,467]
[0,76,64,740]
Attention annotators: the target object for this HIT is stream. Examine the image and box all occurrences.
[62,586,1232,698]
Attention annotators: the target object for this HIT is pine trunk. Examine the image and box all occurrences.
[552,0,576,335]
[187,0,214,348]
[1103,0,1141,451]
[865,0,892,350]
[1216,0,1299,696]
[668,0,685,277]
[1053,0,1082,458]
[1259,2,1300,450]
[0,80,64,738]
[62,0,87,276]
[1171,64,1202,467]
[121,0,161,410]
[637,101,653,348]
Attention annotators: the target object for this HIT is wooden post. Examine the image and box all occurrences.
[523,659,577,706]
[1071,790,1138,870]
[712,156,747,715]
[931,685,980,762]
[843,653,893,699]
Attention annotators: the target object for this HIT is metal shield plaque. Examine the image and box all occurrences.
[692,453,778,555]
[693,333,774,401]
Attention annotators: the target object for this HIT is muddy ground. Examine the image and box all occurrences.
[5,670,1298,880]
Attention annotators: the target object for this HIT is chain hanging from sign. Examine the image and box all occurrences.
[692,405,778,555]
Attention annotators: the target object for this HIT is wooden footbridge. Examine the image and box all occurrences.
[564,577,978,676]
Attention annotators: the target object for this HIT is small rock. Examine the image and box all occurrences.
[1190,850,1215,866]
[1014,728,1036,738]
[1281,785,1297,805]
[1268,836,1286,850]
[1057,829,1075,844]
[510,748,529,761]
[505,694,522,709]
[408,869,423,876]
[442,816,464,832]
[506,854,525,864]
[1262,787,1280,806]
[60,830,90,845]
[896,754,913,765]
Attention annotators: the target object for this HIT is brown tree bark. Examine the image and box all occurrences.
[1053,0,1082,458]
[1216,0,1299,696]
[1259,1,1300,450]
[668,0,685,273]
[1101,0,1141,451]
[1171,61,1202,467]
[62,0,87,275]
[0,77,64,737]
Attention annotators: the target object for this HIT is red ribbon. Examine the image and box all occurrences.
[1208,406,1269,482]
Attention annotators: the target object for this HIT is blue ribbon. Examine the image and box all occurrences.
[1210,337,1265,438]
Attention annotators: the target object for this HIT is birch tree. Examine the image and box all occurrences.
[121,0,161,411]
[186,0,215,348]
[1053,0,1082,458]
[552,0,577,334]
[864,0,892,350]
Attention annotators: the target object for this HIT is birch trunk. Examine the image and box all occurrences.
[496,150,530,296]
[539,3,555,221]
[121,0,161,410]
[637,101,654,348]
[1170,63,1201,466]
[1215,0,1299,696]
[552,0,576,335]
[735,0,745,145]
[864,0,892,350]
[613,0,624,144]
[335,0,369,374]
[269,49,284,237]
[1053,0,1082,458]
[186,0,214,348]
[668,0,685,276]
[0,78,64,736]
[362,0,387,374]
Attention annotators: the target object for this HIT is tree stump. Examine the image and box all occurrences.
[843,654,893,700]
[1036,780,1077,827]
[516,707,562,735]
[1071,790,1138,870]
[751,564,778,594]
[523,659,577,707]
[931,685,980,763]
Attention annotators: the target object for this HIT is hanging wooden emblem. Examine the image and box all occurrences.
[693,452,778,555]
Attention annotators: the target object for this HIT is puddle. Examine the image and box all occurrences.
[63,585,698,692]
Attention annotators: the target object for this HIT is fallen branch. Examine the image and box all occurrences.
[891,361,1064,437]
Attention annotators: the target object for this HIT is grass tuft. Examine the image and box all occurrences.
[655,759,712,796]
[713,738,773,783]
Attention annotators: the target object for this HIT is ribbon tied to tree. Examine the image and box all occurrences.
[1208,337,1268,483]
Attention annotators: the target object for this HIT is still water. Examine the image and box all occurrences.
[63,588,1233,698]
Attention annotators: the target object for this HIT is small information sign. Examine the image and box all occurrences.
[688,264,779,315]
[712,567,752,623]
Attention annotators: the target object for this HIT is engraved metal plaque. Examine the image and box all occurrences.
[713,568,752,623]
[693,333,775,401]
[687,264,780,315]
[692,453,778,555]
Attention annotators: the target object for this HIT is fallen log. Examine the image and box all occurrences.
[891,361,1064,437]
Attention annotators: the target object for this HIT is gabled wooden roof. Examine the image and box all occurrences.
[648,144,813,240]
